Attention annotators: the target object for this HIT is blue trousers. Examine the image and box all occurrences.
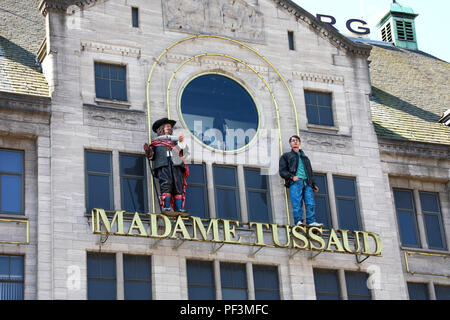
[289,179,316,225]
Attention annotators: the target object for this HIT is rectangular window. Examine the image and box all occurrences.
[0,255,24,300]
[407,282,429,300]
[0,149,24,215]
[87,252,116,300]
[94,62,127,101]
[213,166,240,220]
[419,192,447,250]
[313,174,332,229]
[120,153,147,213]
[313,269,340,300]
[220,262,247,300]
[253,265,280,300]
[393,189,420,248]
[187,260,215,300]
[288,31,295,50]
[123,254,151,300]
[333,176,361,230]
[344,271,371,300]
[244,168,271,223]
[185,164,208,218]
[131,7,139,28]
[85,150,113,212]
[435,285,450,300]
[304,91,334,126]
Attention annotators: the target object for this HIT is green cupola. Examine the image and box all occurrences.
[377,0,419,50]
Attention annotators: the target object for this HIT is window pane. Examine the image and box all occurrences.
[122,178,146,213]
[244,169,268,190]
[306,105,319,124]
[318,92,331,106]
[220,263,247,299]
[124,281,151,300]
[397,211,419,247]
[313,269,340,300]
[419,192,439,212]
[314,174,327,193]
[315,196,331,229]
[132,7,139,28]
[9,256,23,281]
[337,199,359,230]
[423,214,445,249]
[0,151,23,173]
[187,164,205,184]
[87,253,116,300]
[1,175,22,213]
[187,260,215,300]
[88,175,112,211]
[111,80,127,101]
[333,177,356,198]
[319,106,334,126]
[123,255,151,300]
[247,192,270,223]
[305,91,316,105]
[120,155,144,176]
[0,256,24,300]
[407,283,429,300]
[222,288,247,300]
[0,282,23,300]
[185,186,207,218]
[253,265,280,300]
[86,151,111,173]
[393,189,414,210]
[345,271,371,300]
[435,285,450,300]
[213,166,236,187]
[88,279,116,300]
[95,78,110,100]
[216,188,239,220]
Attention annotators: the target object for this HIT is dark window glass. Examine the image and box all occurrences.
[0,255,24,300]
[313,269,340,300]
[304,91,334,126]
[435,285,450,300]
[87,252,116,300]
[187,260,215,300]
[132,7,139,28]
[253,265,280,300]
[288,31,295,50]
[313,174,332,229]
[180,74,259,151]
[333,176,361,230]
[220,263,247,300]
[120,154,147,213]
[94,62,127,101]
[123,255,151,300]
[345,271,371,300]
[86,151,113,212]
[185,164,208,218]
[0,150,24,215]
[419,192,446,250]
[407,282,429,300]
[214,166,240,220]
[393,189,420,247]
[245,168,271,223]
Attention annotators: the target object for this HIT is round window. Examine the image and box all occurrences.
[180,74,259,151]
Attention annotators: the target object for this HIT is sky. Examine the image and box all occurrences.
[293,0,450,62]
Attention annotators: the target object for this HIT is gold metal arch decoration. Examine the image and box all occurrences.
[146,35,296,224]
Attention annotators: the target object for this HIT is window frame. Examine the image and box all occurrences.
[220,262,248,300]
[333,175,362,231]
[119,153,148,214]
[94,62,128,102]
[0,149,25,215]
[186,259,216,300]
[185,163,209,219]
[344,270,372,300]
[252,264,280,300]
[123,254,152,300]
[313,268,341,300]
[131,7,139,28]
[86,252,117,300]
[0,254,24,300]
[287,30,295,50]
[312,173,332,229]
[85,150,114,213]
[392,188,421,248]
[244,167,272,223]
[419,191,447,251]
[213,165,241,221]
[304,90,335,127]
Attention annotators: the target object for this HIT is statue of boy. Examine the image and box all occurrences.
[144,118,189,214]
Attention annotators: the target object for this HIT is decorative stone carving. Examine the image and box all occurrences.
[162,0,265,42]
[83,104,146,132]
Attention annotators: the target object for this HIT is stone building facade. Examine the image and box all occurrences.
[0,0,448,300]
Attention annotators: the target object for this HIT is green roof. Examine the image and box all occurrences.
[0,0,48,97]
[369,45,450,146]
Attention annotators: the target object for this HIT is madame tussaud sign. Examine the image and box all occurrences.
[91,209,382,256]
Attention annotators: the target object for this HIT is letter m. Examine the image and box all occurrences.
[92,209,125,235]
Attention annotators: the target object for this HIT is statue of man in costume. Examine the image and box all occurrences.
[144,118,189,214]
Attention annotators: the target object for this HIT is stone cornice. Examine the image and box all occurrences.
[80,40,141,58]
[292,71,344,85]
[0,92,51,118]
[274,0,372,57]
[39,0,99,16]
[378,137,450,160]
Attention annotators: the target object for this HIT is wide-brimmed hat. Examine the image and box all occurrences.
[152,118,176,133]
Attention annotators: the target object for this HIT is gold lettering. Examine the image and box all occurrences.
[93,209,125,235]
[249,222,269,246]
[362,232,382,256]
[191,217,220,242]
[340,230,356,253]
[150,214,171,238]
[271,224,291,248]
[325,229,345,253]
[291,225,309,249]
[128,212,148,236]
[222,219,242,244]
[352,231,363,253]
[171,215,191,239]
[309,227,325,250]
